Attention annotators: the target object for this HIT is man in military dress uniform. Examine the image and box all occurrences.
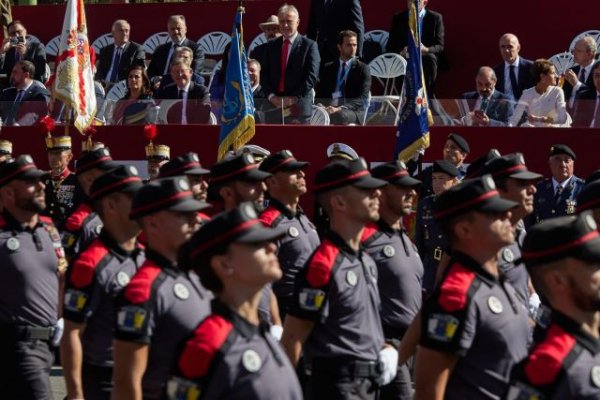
[42,135,85,230]
[146,143,170,181]
[0,138,12,163]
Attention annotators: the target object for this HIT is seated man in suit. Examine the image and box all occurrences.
[0,60,49,126]
[249,15,281,67]
[154,58,210,124]
[248,58,266,123]
[260,4,320,124]
[316,30,370,125]
[387,0,445,97]
[95,19,145,89]
[563,36,598,111]
[154,46,204,90]
[147,15,204,80]
[493,33,535,101]
[0,20,47,84]
[460,66,514,126]
[573,61,600,127]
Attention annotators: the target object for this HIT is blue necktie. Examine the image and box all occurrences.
[109,47,122,82]
[509,65,519,98]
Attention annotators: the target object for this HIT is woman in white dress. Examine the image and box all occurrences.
[510,58,570,127]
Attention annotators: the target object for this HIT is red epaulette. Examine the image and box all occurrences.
[360,222,380,243]
[197,212,211,223]
[38,215,55,226]
[124,261,162,304]
[65,203,93,232]
[137,231,147,246]
[306,239,341,288]
[259,206,282,227]
[437,263,477,312]
[179,315,234,379]
[524,324,576,386]
[69,239,110,288]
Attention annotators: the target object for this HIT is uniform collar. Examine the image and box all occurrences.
[268,198,303,219]
[1,210,43,232]
[451,251,498,286]
[51,167,71,181]
[211,298,268,339]
[552,310,600,354]
[376,218,404,236]
[323,229,360,259]
[98,228,142,260]
[145,248,179,272]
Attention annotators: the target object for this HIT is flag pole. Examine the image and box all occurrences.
[64,105,71,136]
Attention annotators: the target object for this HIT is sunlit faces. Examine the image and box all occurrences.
[248,61,260,87]
[432,172,456,196]
[382,184,417,216]
[338,186,381,224]
[187,175,209,202]
[278,10,299,40]
[223,241,282,285]
[112,22,130,46]
[262,24,281,40]
[565,259,600,312]
[443,139,467,166]
[548,154,574,183]
[147,209,199,249]
[462,210,515,250]
[8,23,26,38]
[47,149,73,174]
[499,178,537,218]
[499,34,520,64]
[476,71,497,98]
[10,64,27,88]
[108,192,138,233]
[271,169,307,197]
[541,65,558,87]
[232,180,266,209]
[167,17,187,43]
[571,39,595,66]
[127,69,143,91]
[10,178,46,213]
[174,49,193,65]
[170,64,192,88]
[337,35,358,61]
[147,159,168,180]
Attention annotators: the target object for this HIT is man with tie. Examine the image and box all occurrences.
[0,60,49,126]
[95,20,145,88]
[146,15,204,80]
[316,30,371,125]
[563,36,598,111]
[461,66,514,126]
[573,62,600,127]
[0,20,47,84]
[493,33,535,101]
[260,4,320,124]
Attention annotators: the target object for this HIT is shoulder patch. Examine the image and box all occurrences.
[124,260,162,304]
[69,239,110,288]
[259,207,282,227]
[306,240,341,288]
[65,203,93,232]
[178,315,234,379]
[438,263,477,312]
[524,324,576,386]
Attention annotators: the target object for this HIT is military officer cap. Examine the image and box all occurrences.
[158,152,210,178]
[549,144,576,160]
[130,176,210,219]
[89,165,143,201]
[314,157,387,194]
[210,153,272,185]
[76,147,118,175]
[0,139,13,155]
[82,141,105,153]
[371,160,421,187]
[585,169,600,186]
[522,211,600,268]
[0,154,47,188]
[46,135,72,151]
[259,150,309,174]
[326,142,359,161]
[433,175,518,220]
[433,160,459,177]
[576,181,600,213]
[180,202,286,272]
[465,148,501,179]
[480,153,542,181]
[235,144,271,163]
[145,144,170,161]
[447,133,470,153]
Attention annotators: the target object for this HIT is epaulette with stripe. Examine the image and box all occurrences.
[64,203,93,232]
[305,239,342,288]
[259,206,284,227]
[437,263,477,312]
[124,260,163,304]
[69,239,110,288]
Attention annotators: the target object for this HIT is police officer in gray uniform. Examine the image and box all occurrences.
[282,158,398,399]
[506,213,600,399]
[414,176,530,399]
[0,155,66,400]
[61,165,145,400]
[259,150,320,318]
[168,203,303,400]
[113,177,213,399]
[364,160,424,400]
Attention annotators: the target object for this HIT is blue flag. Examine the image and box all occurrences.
[218,7,255,161]
[394,0,432,162]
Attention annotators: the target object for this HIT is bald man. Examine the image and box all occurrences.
[461,66,514,126]
[492,33,535,100]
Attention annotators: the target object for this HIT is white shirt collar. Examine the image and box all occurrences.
[505,56,520,68]
[552,175,572,191]
[284,32,299,45]
[177,81,191,92]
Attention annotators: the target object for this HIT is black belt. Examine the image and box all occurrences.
[312,358,380,378]
[0,324,54,341]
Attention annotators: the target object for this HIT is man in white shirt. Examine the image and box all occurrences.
[492,33,535,100]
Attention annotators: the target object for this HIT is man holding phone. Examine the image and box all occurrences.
[461,66,514,127]
[0,20,47,84]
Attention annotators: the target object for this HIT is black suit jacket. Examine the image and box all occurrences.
[461,90,514,126]
[493,57,535,100]
[147,39,204,79]
[562,63,597,101]
[95,42,145,82]
[572,87,599,127]
[306,0,364,64]
[0,82,50,124]
[154,81,210,102]
[316,59,370,112]
[0,40,47,82]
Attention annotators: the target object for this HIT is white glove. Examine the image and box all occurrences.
[270,324,283,341]
[376,346,398,386]
[51,318,64,347]
[528,292,541,318]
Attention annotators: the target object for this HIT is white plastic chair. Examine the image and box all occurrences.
[91,33,113,54]
[549,52,575,75]
[143,32,170,56]
[45,35,61,58]
[365,30,389,52]
[310,105,330,125]
[197,31,231,56]
[105,80,128,102]
[569,30,600,53]
[248,33,266,54]
[369,53,407,101]
[207,60,222,90]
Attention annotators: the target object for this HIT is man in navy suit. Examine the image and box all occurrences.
[0,60,49,126]
[493,33,535,100]
[147,15,204,80]
[461,66,514,126]
[573,62,600,127]
[0,21,47,83]
[306,0,364,66]
[95,20,145,87]
[316,30,370,125]
[563,36,598,111]
[260,4,320,124]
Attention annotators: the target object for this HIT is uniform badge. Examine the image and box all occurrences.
[117,305,147,333]
[346,270,358,286]
[427,313,459,342]
[95,224,103,235]
[116,271,131,287]
[383,245,395,258]
[166,376,201,400]
[288,226,299,238]
[591,366,600,388]
[502,248,514,263]
[299,288,325,311]
[173,283,190,300]
[505,381,543,400]
[487,296,504,314]
[6,237,20,251]
[566,200,576,215]
[242,349,262,372]
[64,289,88,312]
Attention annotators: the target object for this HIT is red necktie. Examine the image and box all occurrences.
[278,39,291,93]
